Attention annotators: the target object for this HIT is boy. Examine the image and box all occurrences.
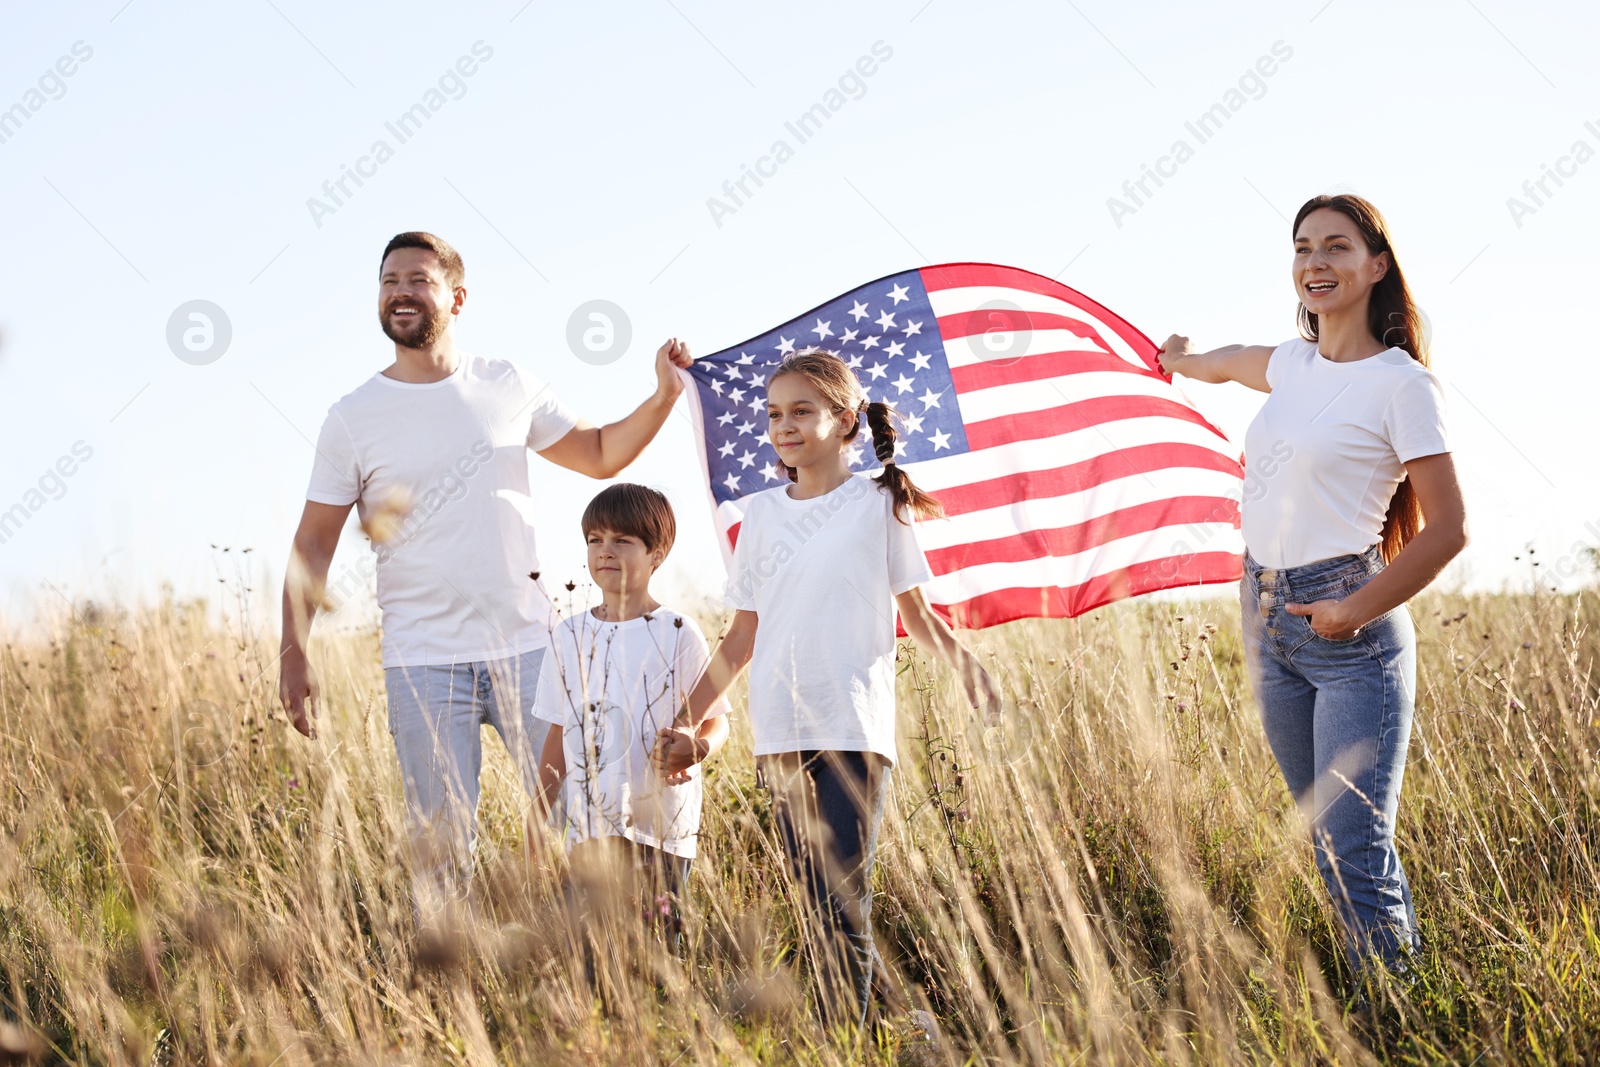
[534,483,730,920]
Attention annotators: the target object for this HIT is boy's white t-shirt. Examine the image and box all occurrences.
[1242,337,1450,569]
[723,474,934,766]
[305,356,579,668]
[532,608,729,859]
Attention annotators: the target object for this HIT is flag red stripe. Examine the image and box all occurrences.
[918,263,1158,359]
[962,394,1228,451]
[946,347,1162,394]
[922,495,1240,572]
[932,442,1243,517]
[933,551,1244,628]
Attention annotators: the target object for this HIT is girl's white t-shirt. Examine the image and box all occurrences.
[723,474,934,766]
[1242,337,1450,569]
[532,608,729,859]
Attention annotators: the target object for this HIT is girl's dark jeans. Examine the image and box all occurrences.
[758,749,890,1030]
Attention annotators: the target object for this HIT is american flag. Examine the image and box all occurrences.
[679,263,1245,628]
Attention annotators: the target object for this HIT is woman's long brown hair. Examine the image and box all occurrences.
[768,349,944,523]
[1293,193,1426,563]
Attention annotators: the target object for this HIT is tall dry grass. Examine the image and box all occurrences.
[1,571,1596,1065]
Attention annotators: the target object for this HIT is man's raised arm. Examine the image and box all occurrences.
[279,500,353,739]
[536,338,694,478]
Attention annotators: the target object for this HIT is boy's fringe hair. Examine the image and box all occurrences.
[769,349,944,524]
[581,483,676,556]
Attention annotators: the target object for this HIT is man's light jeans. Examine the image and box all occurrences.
[384,649,547,915]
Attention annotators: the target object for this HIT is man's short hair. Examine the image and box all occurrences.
[380,232,464,289]
[581,483,676,557]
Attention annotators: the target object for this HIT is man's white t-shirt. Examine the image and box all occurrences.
[723,475,934,766]
[1242,337,1450,570]
[532,608,729,859]
[305,356,579,667]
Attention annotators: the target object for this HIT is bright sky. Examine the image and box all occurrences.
[2,0,1595,632]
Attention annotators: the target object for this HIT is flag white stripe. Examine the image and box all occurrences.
[901,414,1238,492]
[912,468,1244,550]
[937,328,1114,368]
[922,522,1244,601]
[952,370,1189,426]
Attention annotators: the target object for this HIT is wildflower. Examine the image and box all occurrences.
[360,486,415,545]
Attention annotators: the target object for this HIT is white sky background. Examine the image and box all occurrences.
[1,0,1596,633]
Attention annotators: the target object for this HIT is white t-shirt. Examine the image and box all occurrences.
[305,356,579,667]
[723,475,934,766]
[1241,337,1450,569]
[532,608,729,859]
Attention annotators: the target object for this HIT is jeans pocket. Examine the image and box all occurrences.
[1314,625,1366,646]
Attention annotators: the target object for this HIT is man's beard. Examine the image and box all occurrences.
[380,306,450,349]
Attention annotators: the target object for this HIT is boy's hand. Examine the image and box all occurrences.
[651,725,701,783]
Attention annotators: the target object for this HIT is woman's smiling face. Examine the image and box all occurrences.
[766,371,856,471]
[1292,207,1390,323]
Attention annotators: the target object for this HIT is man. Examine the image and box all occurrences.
[278,231,692,911]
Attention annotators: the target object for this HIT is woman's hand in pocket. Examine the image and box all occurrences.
[1285,598,1362,641]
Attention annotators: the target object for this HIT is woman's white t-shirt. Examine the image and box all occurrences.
[1241,337,1450,569]
[723,474,934,766]
[532,608,729,859]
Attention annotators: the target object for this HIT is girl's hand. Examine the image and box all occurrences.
[1285,598,1362,641]
[651,724,701,782]
[962,662,1004,725]
[1155,334,1194,378]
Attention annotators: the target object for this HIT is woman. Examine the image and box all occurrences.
[1158,194,1467,975]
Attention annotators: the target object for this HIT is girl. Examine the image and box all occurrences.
[1158,194,1468,977]
[654,349,1001,1030]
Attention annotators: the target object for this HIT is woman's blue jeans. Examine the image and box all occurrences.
[1240,543,1421,971]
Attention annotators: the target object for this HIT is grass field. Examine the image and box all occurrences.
[1,574,1596,1065]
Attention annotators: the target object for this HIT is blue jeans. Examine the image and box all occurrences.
[758,750,890,1031]
[384,649,547,909]
[1241,544,1421,971]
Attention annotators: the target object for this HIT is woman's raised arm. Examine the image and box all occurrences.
[1156,334,1275,393]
